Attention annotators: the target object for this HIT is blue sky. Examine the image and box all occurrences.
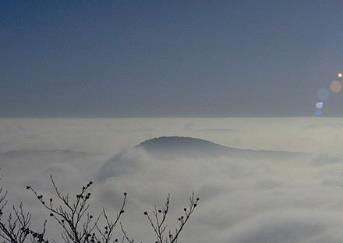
[1,0,343,117]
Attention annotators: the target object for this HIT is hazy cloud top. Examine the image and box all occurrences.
[2,118,343,242]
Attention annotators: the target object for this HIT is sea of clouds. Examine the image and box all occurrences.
[1,118,343,243]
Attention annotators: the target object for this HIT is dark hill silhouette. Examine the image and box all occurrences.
[137,136,229,156]
[97,136,305,181]
[137,136,303,159]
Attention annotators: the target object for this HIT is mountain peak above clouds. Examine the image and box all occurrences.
[136,136,303,159]
[137,136,229,156]
[97,136,305,181]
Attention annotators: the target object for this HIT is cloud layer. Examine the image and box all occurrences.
[2,118,343,243]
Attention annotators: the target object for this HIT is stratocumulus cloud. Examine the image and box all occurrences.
[1,118,343,243]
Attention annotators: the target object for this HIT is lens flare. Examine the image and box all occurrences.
[313,74,343,116]
[315,101,324,109]
[330,80,342,93]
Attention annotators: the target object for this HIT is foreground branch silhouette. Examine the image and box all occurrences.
[121,194,199,243]
[0,187,48,243]
[0,176,199,243]
[27,176,126,243]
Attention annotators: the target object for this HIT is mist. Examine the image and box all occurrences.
[1,118,343,243]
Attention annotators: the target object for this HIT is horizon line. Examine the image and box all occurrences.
[0,116,338,119]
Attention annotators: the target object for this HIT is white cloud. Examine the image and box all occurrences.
[2,118,343,243]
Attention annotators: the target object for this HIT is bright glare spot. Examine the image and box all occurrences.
[338,73,343,78]
[330,80,343,93]
[315,101,324,109]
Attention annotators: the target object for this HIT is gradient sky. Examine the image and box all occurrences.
[1,0,343,117]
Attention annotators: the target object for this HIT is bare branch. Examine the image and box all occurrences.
[122,194,199,243]
[0,186,47,243]
[27,177,126,243]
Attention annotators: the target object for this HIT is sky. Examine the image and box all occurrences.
[1,0,343,117]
